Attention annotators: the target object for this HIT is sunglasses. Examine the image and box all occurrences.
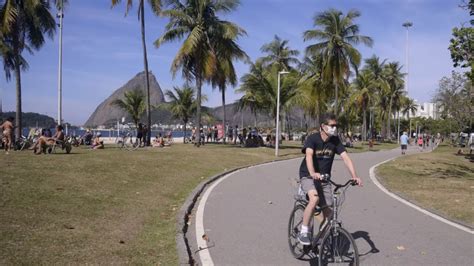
[326,124,338,128]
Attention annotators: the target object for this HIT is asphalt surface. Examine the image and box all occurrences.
[188,146,473,265]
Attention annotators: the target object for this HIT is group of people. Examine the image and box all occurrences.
[399,132,442,154]
[191,125,265,147]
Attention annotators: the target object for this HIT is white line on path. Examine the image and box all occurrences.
[369,158,473,235]
[195,158,301,265]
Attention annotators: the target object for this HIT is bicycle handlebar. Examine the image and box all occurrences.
[302,174,357,193]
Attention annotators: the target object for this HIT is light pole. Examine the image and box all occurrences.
[57,0,64,125]
[402,21,413,96]
[275,71,289,156]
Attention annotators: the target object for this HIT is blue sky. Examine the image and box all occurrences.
[0,0,469,125]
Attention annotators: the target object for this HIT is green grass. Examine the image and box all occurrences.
[0,142,302,265]
[346,141,399,153]
[376,144,474,226]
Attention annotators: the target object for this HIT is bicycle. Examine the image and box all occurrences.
[288,174,359,265]
[115,131,140,151]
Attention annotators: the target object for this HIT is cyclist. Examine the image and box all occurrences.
[298,113,362,245]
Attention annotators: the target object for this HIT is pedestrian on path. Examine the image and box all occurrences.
[297,113,362,245]
[417,136,423,152]
[400,132,409,155]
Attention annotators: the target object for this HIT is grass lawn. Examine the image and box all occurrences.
[376,143,474,226]
[0,142,302,265]
[346,141,399,153]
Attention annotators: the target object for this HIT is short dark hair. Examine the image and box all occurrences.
[320,113,337,125]
[57,125,64,131]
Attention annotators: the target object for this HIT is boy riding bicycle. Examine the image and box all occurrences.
[298,113,362,245]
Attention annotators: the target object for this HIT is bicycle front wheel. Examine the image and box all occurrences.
[288,204,308,259]
[318,227,359,266]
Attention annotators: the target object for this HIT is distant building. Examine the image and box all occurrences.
[399,100,440,120]
[413,100,439,119]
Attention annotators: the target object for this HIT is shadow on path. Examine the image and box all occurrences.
[352,231,380,256]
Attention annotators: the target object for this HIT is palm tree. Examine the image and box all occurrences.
[1,0,56,141]
[296,55,328,127]
[303,8,373,115]
[164,86,197,143]
[111,88,146,128]
[383,62,405,140]
[260,35,300,71]
[363,55,387,138]
[237,61,299,127]
[111,0,162,146]
[156,0,242,146]
[210,16,248,143]
[350,71,375,141]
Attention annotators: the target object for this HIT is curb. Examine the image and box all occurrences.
[369,156,474,234]
[175,156,301,265]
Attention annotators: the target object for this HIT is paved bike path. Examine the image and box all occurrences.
[188,146,473,265]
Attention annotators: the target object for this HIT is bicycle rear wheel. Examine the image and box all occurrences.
[318,226,359,266]
[288,204,309,259]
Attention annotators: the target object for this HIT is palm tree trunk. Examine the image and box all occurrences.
[196,76,202,147]
[140,0,151,146]
[183,119,187,144]
[362,106,367,141]
[15,62,22,142]
[221,85,226,144]
[334,81,339,116]
[387,96,393,140]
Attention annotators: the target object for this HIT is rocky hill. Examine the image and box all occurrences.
[84,72,311,129]
[84,72,165,127]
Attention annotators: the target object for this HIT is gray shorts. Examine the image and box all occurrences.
[300,177,333,207]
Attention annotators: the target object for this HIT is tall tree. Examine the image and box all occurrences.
[383,61,405,139]
[111,88,146,128]
[210,13,248,143]
[156,0,242,146]
[349,70,375,141]
[296,55,328,127]
[303,8,373,115]
[1,0,56,141]
[111,0,162,146]
[260,35,300,71]
[237,61,299,127]
[164,85,198,143]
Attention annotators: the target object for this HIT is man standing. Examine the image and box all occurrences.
[400,131,409,155]
[297,113,362,245]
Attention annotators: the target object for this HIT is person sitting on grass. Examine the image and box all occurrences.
[152,133,166,147]
[0,117,14,155]
[34,125,65,154]
[92,133,104,149]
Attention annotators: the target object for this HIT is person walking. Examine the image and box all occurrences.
[400,132,409,155]
[417,136,424,152]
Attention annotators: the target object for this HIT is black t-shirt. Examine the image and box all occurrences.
[299,132,346,178]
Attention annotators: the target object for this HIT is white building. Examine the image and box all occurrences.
[413,100,439,119]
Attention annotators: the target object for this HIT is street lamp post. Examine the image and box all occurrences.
[275,71,289,156]
[57,0,64,125]
[401,21,412,144]
[402,21,413,96]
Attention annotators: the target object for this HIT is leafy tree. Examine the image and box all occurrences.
[111,88,146,128]
[111,0,162,146]
[382,61,405,139]
[433,71,472,132]
[156,0,242,146]
[303,8,373,115]
[349,71,375,140]
[209,12,248,143]
[260,35,300,71]
[237,61,299,128]
[0,0,56,141]
[164,86,198,143]
[296,55,328,128]
[448,0,473,81]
